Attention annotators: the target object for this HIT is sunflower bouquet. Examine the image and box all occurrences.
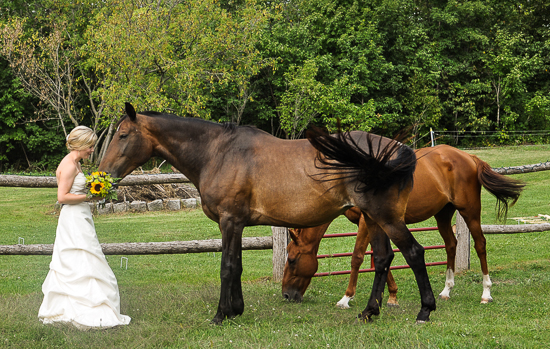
[85,171,118,206]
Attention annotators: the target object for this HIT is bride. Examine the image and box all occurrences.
[38,126,131,330]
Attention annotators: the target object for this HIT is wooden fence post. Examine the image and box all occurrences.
[272,226,290,282]
[455,212,470,272]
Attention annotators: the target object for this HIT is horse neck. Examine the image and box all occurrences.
[302,221,332,254]
[148,116,225,185]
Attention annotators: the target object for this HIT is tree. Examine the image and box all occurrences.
[0,19,80,135]
[402,73,443,148]
[482,28,544,127]
[0,0,111,166]
[85,0,273,123]
[278,60,324,139]
[256,0,395,136]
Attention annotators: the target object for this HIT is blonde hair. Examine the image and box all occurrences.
[66,126,97,151]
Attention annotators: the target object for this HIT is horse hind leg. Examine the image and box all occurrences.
[356,220,395,323]
[379,220,436,323]
[434,206,458,301]
[459,209,493,304]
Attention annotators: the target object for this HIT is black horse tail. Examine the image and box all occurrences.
[306,128,417,195]
[475,157,526,220]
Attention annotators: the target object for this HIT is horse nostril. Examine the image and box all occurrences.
[283,293,290,300]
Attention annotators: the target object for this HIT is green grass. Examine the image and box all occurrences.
[1,145,550,348]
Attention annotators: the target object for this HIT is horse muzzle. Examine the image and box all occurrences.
[282,289,303,303]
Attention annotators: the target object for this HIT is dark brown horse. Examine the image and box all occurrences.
[282,145,525,308]
[99,103,435,324]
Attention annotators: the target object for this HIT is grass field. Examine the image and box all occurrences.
[1,145,549,348]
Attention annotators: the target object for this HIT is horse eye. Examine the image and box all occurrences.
[288,258,296,265]
[119,134,128,139]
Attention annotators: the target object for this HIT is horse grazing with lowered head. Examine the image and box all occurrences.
[99,102,435,324]
[282,145,525,308]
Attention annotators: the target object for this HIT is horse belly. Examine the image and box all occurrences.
[248,182,350,227]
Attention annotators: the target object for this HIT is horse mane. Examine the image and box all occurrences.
[221,122,267,135]
[115,114,127,129]
[118,109,267,137]
[306,127,417,195]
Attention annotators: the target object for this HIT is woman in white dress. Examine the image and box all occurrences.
[38,126,131,330]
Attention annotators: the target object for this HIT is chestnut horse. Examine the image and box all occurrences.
[282,145,524,308]
[99,103,435,324]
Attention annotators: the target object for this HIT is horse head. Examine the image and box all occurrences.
[98,103,156,179]
[281,228,320,302]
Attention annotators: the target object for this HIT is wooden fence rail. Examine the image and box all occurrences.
[0,237,272,255]
[1,161,549,282]
[0,173,190,187]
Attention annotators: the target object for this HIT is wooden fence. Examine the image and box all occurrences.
[269,216,550,281]
[2,161,550,282]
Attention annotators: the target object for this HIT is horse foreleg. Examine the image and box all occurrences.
[386,271,399,307]
[337,213,371,309]
[384,222,436,323]
[211,217,245,324]
[357,221,394,323]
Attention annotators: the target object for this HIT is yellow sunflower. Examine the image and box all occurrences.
[90,180,105,195]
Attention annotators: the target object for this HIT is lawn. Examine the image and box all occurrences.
[0,145,549,348]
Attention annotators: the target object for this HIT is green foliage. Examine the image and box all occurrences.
[1,0,550,171]
[278,60,324,139]
[0,59,64,172]
[85,0,273,123]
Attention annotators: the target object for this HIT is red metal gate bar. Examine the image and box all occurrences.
[313,225,446,277]
[317,244,446,259]
[322,226,439,239]
[314,261,448,277]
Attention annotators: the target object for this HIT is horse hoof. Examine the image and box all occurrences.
[438,295,450,301]
[336,303,350,309]
[415,319,429,325]
[386,302,400,308]
[355,316,373,324]
[481,298,493,304]
[210,318,223,325]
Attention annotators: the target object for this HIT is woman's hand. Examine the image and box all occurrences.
[87,195,106,202]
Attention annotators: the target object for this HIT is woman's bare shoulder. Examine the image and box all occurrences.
[56,154,78,180]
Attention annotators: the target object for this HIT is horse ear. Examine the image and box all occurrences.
[288,228,299,243]
[125,102,137,121]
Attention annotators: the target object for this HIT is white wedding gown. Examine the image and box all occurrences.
[38,172,131,330]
